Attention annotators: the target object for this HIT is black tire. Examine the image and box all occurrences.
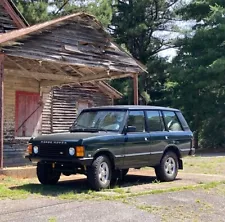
[87,155,112,191]
[37,162,61,185]
[155,151,178,182]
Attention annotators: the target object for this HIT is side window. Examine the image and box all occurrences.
[127,111,145,132]
[176,112,190,131]
[146,111,164,132]
[163,111,183,131]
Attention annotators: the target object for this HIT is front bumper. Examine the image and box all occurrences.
[25,155,93,166]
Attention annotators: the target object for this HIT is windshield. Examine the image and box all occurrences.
[71,110,126,132]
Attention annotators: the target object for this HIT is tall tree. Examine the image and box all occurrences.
[110,0,179,105]
[14,0,50,24]
[111,0,179,62]
[14,0,113,27]
[169,1,225,148]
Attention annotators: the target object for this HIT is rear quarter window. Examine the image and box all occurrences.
[163,111,183,131]
[176,112,190,131]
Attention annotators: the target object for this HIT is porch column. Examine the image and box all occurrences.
[0,54,4,169]
[133,74,139,105]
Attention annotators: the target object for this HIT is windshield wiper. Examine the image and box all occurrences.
[70,128,99,133]
[70,127,111,133]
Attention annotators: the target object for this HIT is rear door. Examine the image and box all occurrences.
[124,110,150,168]
[146,110,168,166]
[162,111,191,152]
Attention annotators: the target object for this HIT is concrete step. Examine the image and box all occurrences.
[0,166,36,178]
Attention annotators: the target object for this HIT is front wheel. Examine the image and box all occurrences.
[155,152,178,182]
[37,162,61,185]
[87,155,112,191]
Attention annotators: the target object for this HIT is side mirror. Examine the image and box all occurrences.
[126,125,136,133]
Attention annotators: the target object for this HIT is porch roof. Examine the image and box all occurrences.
[0,12,146,84]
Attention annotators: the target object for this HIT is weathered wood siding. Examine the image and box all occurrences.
[3,74,40,166]
[42,85,112,134]
[3,80,112,167]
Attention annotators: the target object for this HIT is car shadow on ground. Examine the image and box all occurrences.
[9,174,179,196]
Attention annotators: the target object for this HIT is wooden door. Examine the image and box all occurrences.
[15,91,42,137]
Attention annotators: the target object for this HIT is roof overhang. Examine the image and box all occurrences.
[0,12,146,84]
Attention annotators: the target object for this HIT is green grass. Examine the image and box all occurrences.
[0,184,28,199]
[1,174,224,200]
[1,156,225,200]
[183,156,225,175]
[48,217,57,222]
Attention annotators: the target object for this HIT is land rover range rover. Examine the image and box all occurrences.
[26,105,195,190]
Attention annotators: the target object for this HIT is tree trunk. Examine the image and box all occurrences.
[194,130,199,149]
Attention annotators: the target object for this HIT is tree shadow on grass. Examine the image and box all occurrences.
[9,177,90,197]
[9,174,182,197]
[115,174,181,188]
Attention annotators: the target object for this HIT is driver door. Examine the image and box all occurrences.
[123,110,150,168]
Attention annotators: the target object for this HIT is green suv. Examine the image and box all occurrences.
[26,105,195,190]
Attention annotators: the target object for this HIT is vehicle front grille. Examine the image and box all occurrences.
[39,144,68,158]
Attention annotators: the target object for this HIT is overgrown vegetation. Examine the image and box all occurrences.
[13,0,225,149]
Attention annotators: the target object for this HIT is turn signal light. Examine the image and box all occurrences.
[27,144,32,154]
[76,146,85,157]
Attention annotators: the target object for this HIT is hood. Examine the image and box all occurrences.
[31,131,117,142]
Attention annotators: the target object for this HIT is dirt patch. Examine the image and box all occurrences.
[0,175,6,181]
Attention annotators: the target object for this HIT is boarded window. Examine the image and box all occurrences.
[15,91,42,137]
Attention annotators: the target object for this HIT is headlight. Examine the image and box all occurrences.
[69,147,75,156]
[33,146,39,154]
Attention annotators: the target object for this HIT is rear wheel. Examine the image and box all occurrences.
[155,151,178,182]
[37,162,61,185]
[87,155,112,190]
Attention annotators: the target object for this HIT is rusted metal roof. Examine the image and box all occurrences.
[0,0,28,33]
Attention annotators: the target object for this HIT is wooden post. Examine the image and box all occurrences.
[0,54,4,169]
[111,97,114,105]
[133,74,138,105]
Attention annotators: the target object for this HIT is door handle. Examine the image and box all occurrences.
[165,136,169,140]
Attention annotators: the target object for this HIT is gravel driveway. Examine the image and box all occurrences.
[0,198,159,222]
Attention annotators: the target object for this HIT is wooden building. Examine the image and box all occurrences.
[0,3,145,167]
